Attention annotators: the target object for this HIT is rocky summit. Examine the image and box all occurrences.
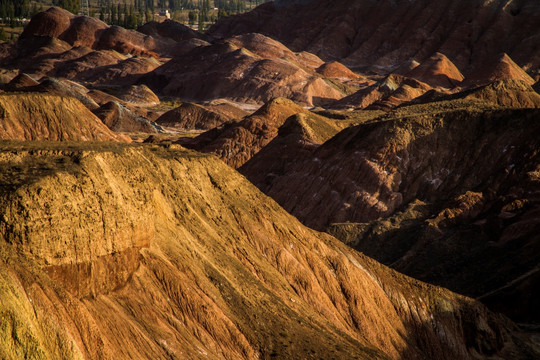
[0,1,539,359]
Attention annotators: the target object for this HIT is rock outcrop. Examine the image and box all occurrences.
[21,7,172,57]
[331,74,432,110]
[209,0,540,78]
[156,102,246,131]
[316,61,359,80]
[182,97,310,167]
[464,53,536,87]
[141,38,345,106]
[92,101,161,133]
[417,79,540,109]
[406,52,464,89]
[0,142,536,359]
[0,93,128,141]
[239,99,540,322]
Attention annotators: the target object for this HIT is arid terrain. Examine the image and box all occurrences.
[0,0,539,359]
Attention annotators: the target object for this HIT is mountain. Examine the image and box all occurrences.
[140,35,345,107]
[405,52,464,89]
[416,79,540,108]
[464,53,536,87]
[330,74,432,110]
[181,97,312,168]
[238,99,540,322]
[20,7,174,57]
[0,93,129,141]
[92,101,162,133]
[156,102,248,131]
[209,0,540,79]
[0,142,537,359]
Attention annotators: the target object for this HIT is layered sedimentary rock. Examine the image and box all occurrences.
[156,102,247,131]
[0,93,128,141]
[209,0,540,79]
[239,99,540,322]
[141,37,345,106]
[0,142,537,359]
[182,97,311,167]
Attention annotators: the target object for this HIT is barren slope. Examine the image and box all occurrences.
[182,97,309,168]
[141,38,344,106]
[240,100,540,322]
[209,0,540,78]
[0,93,128,141]
[0,142,536,359]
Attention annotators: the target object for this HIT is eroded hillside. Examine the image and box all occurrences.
[0,142,536,359]
[239,99,540,323]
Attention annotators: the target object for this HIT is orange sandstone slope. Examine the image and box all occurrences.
[0,142,537,360]
[0,93,128,141]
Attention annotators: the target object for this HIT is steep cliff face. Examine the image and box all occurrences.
[0,142,536,359]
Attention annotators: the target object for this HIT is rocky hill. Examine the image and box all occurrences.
[20,7,175,57]
[182,97,312,168]
[209,0,540,79]
[331,74,432,110]
[0,142,537,359]
[141,35,345,107]
[416,79,540,108]
[156,102,248,131]
[0,93,128,141]
[239,99,540,322]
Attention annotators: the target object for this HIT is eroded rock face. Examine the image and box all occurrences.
[406,52,464,89]
[0,143,536,359]
[416,79,540,109]
[182,97,310,168]
[208,0,540,78]
[92,100,161,133]
[141,39,345,106]
[21,7,172,57]
[0,93,128,141]
[156,102,246,131]
[331,74,432,110]
[464,53,536,87]
[240,99,540,322]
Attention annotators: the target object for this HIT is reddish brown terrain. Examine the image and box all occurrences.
[464,53,536,86]
[331,74,432,110]
[0,143,538,360]
[20,6,174,56]
[405,52,464,89]
[209,0,540,79]
[181,97,313,167]
[0,2,539,359]
[141,35,346,106]
[239,99,540,323]
[156,101,248,131]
